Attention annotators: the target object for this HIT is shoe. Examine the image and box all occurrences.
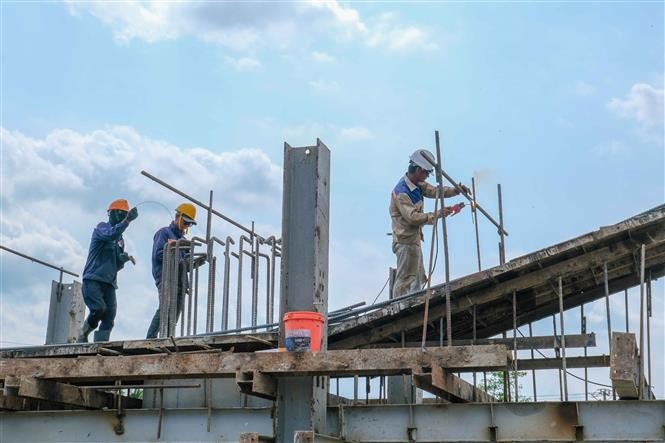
[76,321,94,343]
[93,329,112,342]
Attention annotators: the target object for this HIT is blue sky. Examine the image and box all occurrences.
[1,1,663,399]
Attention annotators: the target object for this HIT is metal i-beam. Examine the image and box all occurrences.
[1,402,663,442]
[277,140,331,441]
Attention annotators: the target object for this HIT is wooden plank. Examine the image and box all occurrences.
[517,355,610,371]
[0,345,509,382]
[364,334,596,351]
[610,332,639,399]
[412,367,495,403]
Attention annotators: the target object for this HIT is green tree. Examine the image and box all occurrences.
[483,371,530,402]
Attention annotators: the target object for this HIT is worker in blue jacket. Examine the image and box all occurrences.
[77,199,138,343]
[146,203,197,339]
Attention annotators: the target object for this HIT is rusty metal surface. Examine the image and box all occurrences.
[1,401,662,442]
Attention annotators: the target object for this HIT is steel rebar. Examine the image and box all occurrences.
[471,177,481,272]
[528,322,537,401]
[497,184,506,266]
[222,236,235,330]
[558,276,568,401]
[646,273,652,399]
[638,244,645,400]
[141,170,266,241]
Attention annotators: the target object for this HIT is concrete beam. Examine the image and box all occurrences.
[610,332,639,399]
[0,345,509,382]
[4,376,141,409]
[366,333,596,350]
[412,367,495,403]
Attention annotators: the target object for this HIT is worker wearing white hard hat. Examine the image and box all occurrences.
[389,149,471,297]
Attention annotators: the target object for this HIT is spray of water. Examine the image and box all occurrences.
[135,200,172,216]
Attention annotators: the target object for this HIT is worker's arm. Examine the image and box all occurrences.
[93,220,129,242]
[421,182,462,199]
[393,193,436,226]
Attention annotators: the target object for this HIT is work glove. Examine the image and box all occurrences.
[119,253,136,265]
[126,207,139,222]
[438,207,454,218]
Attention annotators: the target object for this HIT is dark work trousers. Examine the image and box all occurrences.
[82,279,117,331]
[146,266,187,339]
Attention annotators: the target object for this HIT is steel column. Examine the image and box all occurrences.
[276,140,330,441]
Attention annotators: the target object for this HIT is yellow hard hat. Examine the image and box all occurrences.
[175,203,197,225]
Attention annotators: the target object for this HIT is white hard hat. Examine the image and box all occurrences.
[409,149,436,171]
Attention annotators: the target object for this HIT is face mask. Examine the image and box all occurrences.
[108,210,127,226]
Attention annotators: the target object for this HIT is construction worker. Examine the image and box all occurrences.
[77,199,139,343]
[390,149,470,297]
[146,203,197,339]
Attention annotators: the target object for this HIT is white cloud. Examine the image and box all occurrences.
[339,126,373,141]
[65,1,433,53]
[311,51,336,64]
[366,13,437,51]
[224,56,262,72]
[309,79,341,92]
[575,81,595,96]
[608,83,664,127]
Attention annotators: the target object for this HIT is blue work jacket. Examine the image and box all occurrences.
[151,221,185,286]
[81,220,130,288]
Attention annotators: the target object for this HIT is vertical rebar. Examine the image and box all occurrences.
[624,289,629,332]
[603,263,613,352]
[170,243,180,336]
[260,253,271,327]
[558,276,568,401]
[646,273,652,399]
[553,314,562,401]
[497,184,506,266]
[193,266,199,333]
[268,239,278,324]
[158,243,170,338]
[638,244,646,400]
[472,304,477,399]
[205,191,213,333]
[472,176,481,272]
[207,257,216,333]
[236,236,249,329]
[221,237,234,330]
[502,331,509,402]
[528,322,536,401]
[434,131,453,346]
[251,237,260,329]
[187,243,195,335]
[512,291,518,402]
[581,304,588,401]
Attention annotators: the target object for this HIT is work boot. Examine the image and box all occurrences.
[93,329,111,343]
[76,321,94,343]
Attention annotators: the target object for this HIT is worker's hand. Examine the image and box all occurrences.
[126,207,139,222]
[119,252,135,264]
[439,207,454,218]
[456,183,471,196]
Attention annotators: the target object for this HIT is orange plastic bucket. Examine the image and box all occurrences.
[284,311,325,352]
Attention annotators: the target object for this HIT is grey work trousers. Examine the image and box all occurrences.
[393,243,427,298]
